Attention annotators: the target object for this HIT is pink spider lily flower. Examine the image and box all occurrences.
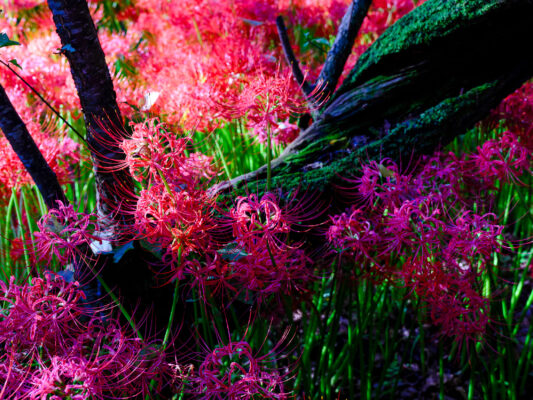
[443,211,503,268]
[120,119,190,184]
[470,131,531,185]
[427,276,490,346]
[188,328,292,399]
[491,81,533,149]
[28,355,97,400]
[120,118,219,188]
[381,199,444,259]
[33,201,101,265]
[326,206,380,260]
[0,273,86,353]
[135,184,217,262]
[344,158,414,209]
[24,318,167,400]
[231,239,313,302]
[398,257,491,347]
[230,193,290,248]
[180,254,239,299]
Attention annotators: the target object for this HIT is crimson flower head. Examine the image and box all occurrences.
[34,201,100,265]
[230,193,290,247]
[327,206,378,258]
[189,337,289,399]
[120,118,218,188]
[121,118,190,183]
[0,274,169,399]
[470,130,531,184]
[0,272,85,353]
[231,238,313,302]
[135,184,216,263]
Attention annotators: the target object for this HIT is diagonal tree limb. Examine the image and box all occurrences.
[276,0,372,115]
[0,84,68,209]
[46,0,136,244]
[213,0,533,197]
[314,0,373,105]
[276,16,314,99]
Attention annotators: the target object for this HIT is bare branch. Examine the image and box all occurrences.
[315,0,373,104]
[0,60,85,142]
[0,84,68,209]
[276,16,314,98]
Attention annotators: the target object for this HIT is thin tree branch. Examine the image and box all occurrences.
[0,59,86,142]
[276,16,314,98]
[0,84,68,209]
[46,0,136,242]
[315,0,372,104]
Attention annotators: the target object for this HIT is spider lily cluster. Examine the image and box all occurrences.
[0,0,532,399]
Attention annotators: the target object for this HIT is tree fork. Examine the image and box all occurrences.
[277,0,373,111]
[214,0,533,197]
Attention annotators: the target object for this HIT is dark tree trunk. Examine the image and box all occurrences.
[45,0,166,330]
[47,0,136,244]
[0,84,67,209]
[215,0,533,197]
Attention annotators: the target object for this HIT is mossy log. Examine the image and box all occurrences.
[215,0,533,197]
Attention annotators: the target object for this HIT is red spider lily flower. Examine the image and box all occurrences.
[443,211,503,268]
[398,258,490,346]
[329,152,505,342]
[231,239,313,302]
[228,190,322,240]
[230,193,290,248]
[215,68,306,144]
[9,234,37,265]
[28,355,98,399]
[347,159,395,208]
[491,81,533,149]
[362,0,417,37]
[427,276,490,345]
[382,199,444,259]
[119,118,219,192]
[0,274,169,399]
[327,206,380,259]
[0,273,86,353]
[271,119,300,145]
[135,184,217,262]
[188,331,292,399]
[25,318,167,399]
[33,201,100,265]
[181,254,239,299]
[470,131,531,185]
[120,119,190,184]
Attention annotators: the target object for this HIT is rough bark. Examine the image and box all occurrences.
[314,0,373,104]
[214,0,533,197]
[46,0,163,330]
[0,84,67,209]
[276,16,314,98]
[277,0,373,109]
[47,0,136,244]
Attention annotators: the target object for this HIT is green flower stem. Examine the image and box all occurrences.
[163,275,180,348]
[1,189,16,279]
[95,274,144,341]
[147,247,181,398]
[266,125,272,193]
[157,168,173,196]
[12,187,30,277]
